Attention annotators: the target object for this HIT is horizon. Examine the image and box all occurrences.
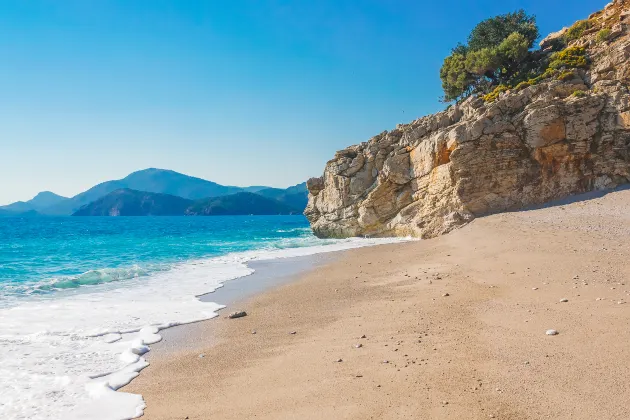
[1,0,607,204]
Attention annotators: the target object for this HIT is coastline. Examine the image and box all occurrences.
[126,189,630,420]
[154,252,339,355]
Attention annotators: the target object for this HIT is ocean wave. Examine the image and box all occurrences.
[274,227,312,234]
[0,265,170,298]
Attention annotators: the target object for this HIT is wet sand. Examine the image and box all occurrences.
[126,188,630,420]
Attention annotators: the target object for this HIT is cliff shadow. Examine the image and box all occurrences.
[518,183,630,213]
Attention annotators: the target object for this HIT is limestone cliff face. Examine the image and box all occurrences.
[306,0,630,238]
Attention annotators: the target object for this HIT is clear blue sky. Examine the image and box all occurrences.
[0,0,606,204]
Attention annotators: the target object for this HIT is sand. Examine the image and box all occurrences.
[125,188,630,420]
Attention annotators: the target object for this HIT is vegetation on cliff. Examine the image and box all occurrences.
[440,9,595,103]
[440,10,541,102]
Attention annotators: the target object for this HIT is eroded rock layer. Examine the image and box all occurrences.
[306,0,630,238]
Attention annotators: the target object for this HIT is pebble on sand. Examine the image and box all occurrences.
[289,331,297,335]
[546,329,559,336]
[228,311,247,319]
[442,293,450,297]
[559,298,569,303]
[355,343,363,348]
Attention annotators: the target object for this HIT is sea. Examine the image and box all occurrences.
[0,216,406,420]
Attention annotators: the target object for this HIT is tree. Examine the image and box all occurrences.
[440,31,532,101]
[468,10,539,51]
[440,53,474,101]
[440,10,540,102]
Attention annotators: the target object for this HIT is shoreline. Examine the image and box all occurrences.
[154,252,339,355]
[126,189,630,420]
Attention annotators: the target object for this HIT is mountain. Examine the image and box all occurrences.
[73,189,192,216]
[186,192,299,215]
[28,192,69,210]
[0,209,41,217]
[3,168,309,216]
[73,189,301,216]
[306,1,630,239]
[43,169,245,215]
[241,186,272,193]
[255,182,308,211]
[0,191,68,213]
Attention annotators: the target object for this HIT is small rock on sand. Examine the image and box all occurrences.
[442,293,450,297]
[546,329,559,336]
[559,298,568,303]
[289,331,297,335]
[355,343,363,348]
[228,311,247,319]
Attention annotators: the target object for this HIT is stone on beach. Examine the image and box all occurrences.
[559,298,569,303]
[228,311,247,319]
[546,329,559,336]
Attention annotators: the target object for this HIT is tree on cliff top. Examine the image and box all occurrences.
[440,10,540,102]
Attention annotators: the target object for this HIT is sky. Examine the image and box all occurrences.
[0,0,607,204]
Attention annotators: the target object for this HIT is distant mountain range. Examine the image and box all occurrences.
[73,189,300,216]
[0,168,308,217]
[1,191,69,214]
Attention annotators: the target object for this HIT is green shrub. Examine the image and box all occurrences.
[549,47,588,70]
[564,20,591,42]
[514,81,531,91]
[528,68,559,85]
[596,28,612,43]
[572,90,587,98]
[483,85,510,102]
[557,71,575,81]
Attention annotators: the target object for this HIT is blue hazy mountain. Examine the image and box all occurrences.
[72,189,193,216]
[254,182,308,211]
[40,169,249,215]
[0,191,68,214]
[73,189,300,216]
[0,208,41,217]
[2,169,308,216]
[185,192,300,215]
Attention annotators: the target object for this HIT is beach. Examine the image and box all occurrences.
[126,188,630,420]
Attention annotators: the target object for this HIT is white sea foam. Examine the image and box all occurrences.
[0,236,410,420]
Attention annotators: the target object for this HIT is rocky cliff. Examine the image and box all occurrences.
[306,0,630,238]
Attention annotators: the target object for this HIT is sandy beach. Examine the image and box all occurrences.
[126,188,630,420]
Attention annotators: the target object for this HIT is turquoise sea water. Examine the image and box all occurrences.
[0,215,314,301]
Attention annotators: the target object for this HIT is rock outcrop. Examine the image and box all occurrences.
[306,0,630,238]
